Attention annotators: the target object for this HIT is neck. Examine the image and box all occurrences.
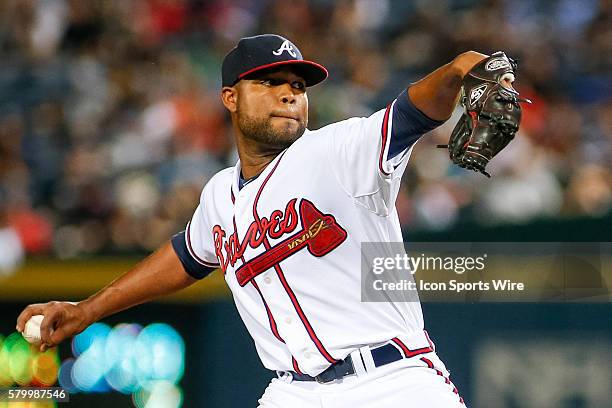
[236,136,284,179]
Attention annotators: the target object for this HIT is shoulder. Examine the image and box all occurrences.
[302,108,388,143]
[199,166,234,200]
[307,116,367,136]
[208,166,234,184]
[296,115,374,146]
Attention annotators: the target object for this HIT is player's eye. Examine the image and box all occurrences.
[291,81,306,90]
[259,78,305,90]
[261,78,285,86]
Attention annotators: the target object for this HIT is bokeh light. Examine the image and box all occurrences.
[104,324,143,394]
[132,380,183,408]
[71,323,112,392]
[68,322,185,404]
[1,322,184,407]
[135,324,185,384]
[32,350,60,386]
[0,330,60,392]
[6,333,33,385]
[57,358,78,393]
[0,334,11,386]
[71,322,111,357]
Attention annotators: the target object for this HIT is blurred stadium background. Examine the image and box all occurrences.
[0,0,610,407]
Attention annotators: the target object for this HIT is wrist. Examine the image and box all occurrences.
[77,298,102,325]
[452,51,489,78]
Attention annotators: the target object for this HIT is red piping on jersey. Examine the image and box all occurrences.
[251,280,285,343]
[235,215,286,347]
[424,330,435,352]
[251,152,339,365]
[378,104,393,176]
[269,262,338,364]
[251,152,286,221]
[390,337,433,358]
[236,214,286,344]
[227,216,242,276]
[292,357,304,375]
[421,357,464,404]
[186,221,220,268]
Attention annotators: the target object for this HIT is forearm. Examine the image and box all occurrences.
[407,51,488,121]
[78,241,197,323]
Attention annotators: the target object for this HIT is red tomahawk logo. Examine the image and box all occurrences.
[236,199,347,286]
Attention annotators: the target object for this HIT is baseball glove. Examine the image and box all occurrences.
[438,52,531,177]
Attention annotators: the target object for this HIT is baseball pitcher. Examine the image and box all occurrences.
[17,34,527,407]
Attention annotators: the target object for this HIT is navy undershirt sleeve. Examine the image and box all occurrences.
[171,231,216,280]
[388,89,445,158]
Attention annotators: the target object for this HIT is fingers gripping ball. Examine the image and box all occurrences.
[22,315,44,345]
[438,51,531,177]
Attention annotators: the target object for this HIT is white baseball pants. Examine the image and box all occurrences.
[257,351,466,408]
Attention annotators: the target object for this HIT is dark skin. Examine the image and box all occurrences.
[17,51,507,351]
[221,68,309,179]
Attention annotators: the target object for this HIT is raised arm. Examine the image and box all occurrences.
[407,51,489,121]
[16,241,198,351]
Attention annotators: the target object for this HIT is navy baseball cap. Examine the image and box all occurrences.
[222,34,328,87]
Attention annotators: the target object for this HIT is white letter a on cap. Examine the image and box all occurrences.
[273,40,297,58]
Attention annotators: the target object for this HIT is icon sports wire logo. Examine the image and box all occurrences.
[372,253,488,275]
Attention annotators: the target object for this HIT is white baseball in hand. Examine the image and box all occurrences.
[22,315,44,345]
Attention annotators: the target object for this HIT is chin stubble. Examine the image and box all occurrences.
[237,112,305,149]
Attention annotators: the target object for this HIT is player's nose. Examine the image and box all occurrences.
[278,83,297,104]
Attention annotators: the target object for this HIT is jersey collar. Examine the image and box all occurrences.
[231,151,287,201]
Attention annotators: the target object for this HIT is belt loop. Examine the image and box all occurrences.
[276,371,293,383]
[350,349,367,377]
[359,345,376,373]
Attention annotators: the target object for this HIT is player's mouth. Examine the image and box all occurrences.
[271,113,300,121]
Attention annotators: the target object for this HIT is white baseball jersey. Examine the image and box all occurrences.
[173,92,442,376]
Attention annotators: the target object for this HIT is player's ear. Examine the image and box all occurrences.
[221,86,238,113]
